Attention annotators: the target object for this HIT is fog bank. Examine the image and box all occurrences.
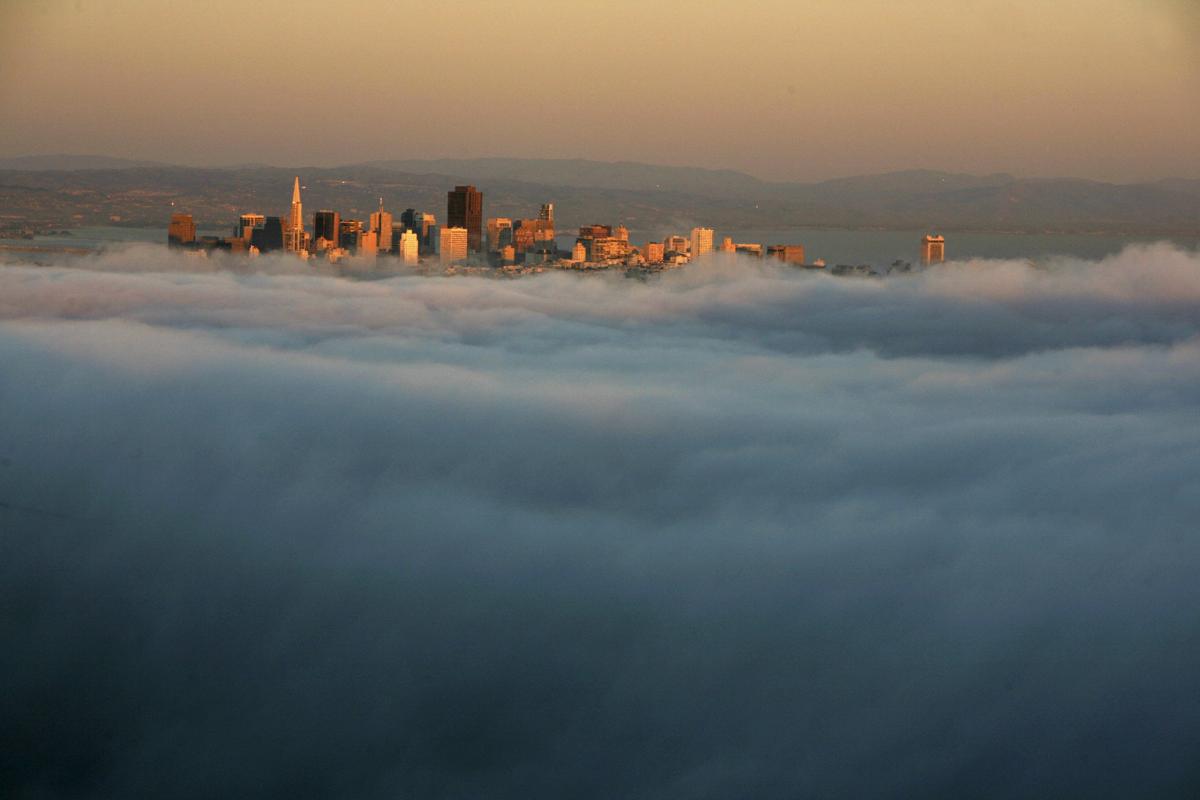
[2,245,1200,798]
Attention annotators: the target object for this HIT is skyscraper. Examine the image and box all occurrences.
[690,227,714,259]
[487,218,513,253]
[237,213,265,241]
[440,227,469,264]
[313,210,340,245]
[338,219,363,252]
[921,235,946,265]
[253,217,284,252]
[369,199,393,254]
[399,230,419,265]
[168,213,196,247]
[447,185,483,253]
[285,177,305,253]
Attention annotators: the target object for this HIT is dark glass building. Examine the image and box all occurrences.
[251,217,284,253]
[446,185,483,253]
[313,210,340,245]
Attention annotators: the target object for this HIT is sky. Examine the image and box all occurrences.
[3,243,1200,796]
[1,0,1198,181]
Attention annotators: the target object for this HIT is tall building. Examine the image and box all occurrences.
[338,219,364,251]
[369,199,393,254]
[664,234,689,255]
[402,209,438,253]
[440,226,469,264]
[487,218,513,253]
[921,235,946,265]
[399,230,420,265]
[253,217,284,252]
[237,213,265,241]
[168,213,196,247]
[391,222,408,254]
[359,230,378,259]
[690,227,714,259]
[447,185,483,252]
[644,241,665,265]
[313,210,340,245]
[285,177,305,252]
[539,203,554,223]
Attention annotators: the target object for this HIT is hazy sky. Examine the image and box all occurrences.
[1,0,1198,181]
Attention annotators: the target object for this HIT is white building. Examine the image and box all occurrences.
[399,230,419,265]
[440,227,469,264]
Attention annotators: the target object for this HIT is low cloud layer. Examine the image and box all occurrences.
[3,245,1200,798]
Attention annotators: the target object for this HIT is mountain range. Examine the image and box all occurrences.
[1,156,1197,237]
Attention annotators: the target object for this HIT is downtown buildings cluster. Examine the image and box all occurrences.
[167,177,948,274]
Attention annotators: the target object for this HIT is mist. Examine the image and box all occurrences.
[2,245,1200,798]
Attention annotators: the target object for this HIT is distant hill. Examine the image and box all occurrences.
[1,159,1197,237]
[361,157,767,196]
[0,154,172,171]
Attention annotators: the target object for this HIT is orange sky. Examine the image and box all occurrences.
[1,0,1197,181]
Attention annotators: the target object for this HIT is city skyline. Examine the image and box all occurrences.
[1,0,1197,183]
[166,175,935,272]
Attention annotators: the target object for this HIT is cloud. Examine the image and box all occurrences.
[2,244,1200,798]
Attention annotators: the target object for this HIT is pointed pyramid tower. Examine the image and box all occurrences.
[287,177,304,253]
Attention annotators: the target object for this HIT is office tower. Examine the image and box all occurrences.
[252,217,284,252]
[313,210,340,246]
[370,199,393,254]
[285,177,304,252]
[237,213,265,240]
[399,230,419,265]
[168,213,196,247]
[391,223,408,254]
[539,203,554,223]
[359,230,378,259]
[401,209,419,230]
[440,227,469,264]
[487,218,513,253]
[663,234,689,255]
[767,245,805,264]
[690,227,714,259]
[418,214,436,248]
[921,235,946,265]
[446,185,483,252]
[338,219,364,251]
[644,241,664,265]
